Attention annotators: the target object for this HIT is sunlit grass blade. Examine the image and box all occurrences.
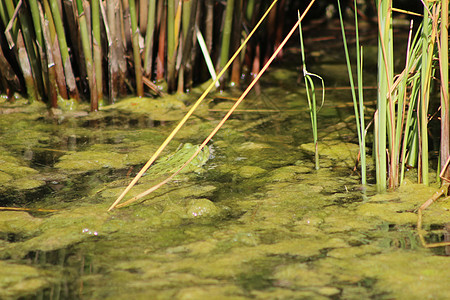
[336,0,366,184]
[196,26,219,87]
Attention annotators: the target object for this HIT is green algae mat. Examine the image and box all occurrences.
[1,66,450,299]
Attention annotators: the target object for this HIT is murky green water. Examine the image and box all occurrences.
[1,54,450,299]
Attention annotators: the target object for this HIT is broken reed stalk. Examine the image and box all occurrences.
[109,0,318,210]
[108,0,283,211]
[19,0,45,100]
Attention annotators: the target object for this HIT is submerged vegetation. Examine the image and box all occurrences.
[1,1,450,298]
[0,0,447,191]
[0,0,449,236]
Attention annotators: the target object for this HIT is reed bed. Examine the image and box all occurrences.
[337,1,449,192]
[1,0,449,194]
[0,0,291,110]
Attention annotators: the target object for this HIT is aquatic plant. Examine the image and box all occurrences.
[336,0,449,193]
[298,17,324,170]
[336,0,450,246]
[336,0,366,185]
[0,0,290,110]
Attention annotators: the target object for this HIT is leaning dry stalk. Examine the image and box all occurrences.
[113,0,318,209]
[108,0,283,211]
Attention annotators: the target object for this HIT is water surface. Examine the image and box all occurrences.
[1,48,449,300]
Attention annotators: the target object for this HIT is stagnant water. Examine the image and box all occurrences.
[1,50,450,299]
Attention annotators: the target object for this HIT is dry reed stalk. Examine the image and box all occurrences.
[108,0,318,210]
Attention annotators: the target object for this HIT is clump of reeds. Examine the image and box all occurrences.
[337,0,449,191]
[0,0,293,111]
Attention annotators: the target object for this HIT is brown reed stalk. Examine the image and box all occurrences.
[156,0,166,82]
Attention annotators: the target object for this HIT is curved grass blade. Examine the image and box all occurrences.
[298,16,324,170]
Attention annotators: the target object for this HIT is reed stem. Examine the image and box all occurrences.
[143,0,156,77]
[219,0,235,80]
[129,0,144,97]
[92,0,103,103]
[48,0,79,100]
[439,0,449,178]
[375,0,393,191]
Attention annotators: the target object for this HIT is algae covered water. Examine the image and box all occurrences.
[1,52,450,299]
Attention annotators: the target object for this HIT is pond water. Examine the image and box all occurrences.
[1,45,450,299]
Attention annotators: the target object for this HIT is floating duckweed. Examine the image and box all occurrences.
[104,96,187,121]
[13,178,45,190]
[0,261,48,299]
[300,141,359,165]
[55,151,127,171]
[238,166,267,178]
